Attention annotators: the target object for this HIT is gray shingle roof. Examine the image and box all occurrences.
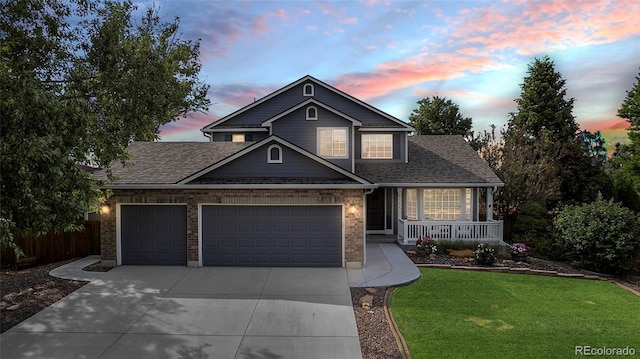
[93,142,252,184]
[355,135,503,185]
[95,135,502,186]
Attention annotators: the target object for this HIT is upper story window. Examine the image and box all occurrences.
[318,127,347,158]
[303,83,314,96]
[362,134,392,159]
[306,106,318,121]
[267,144,282,163]
[224,134,252,142]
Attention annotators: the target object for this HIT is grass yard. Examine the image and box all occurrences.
[391,268,640,359]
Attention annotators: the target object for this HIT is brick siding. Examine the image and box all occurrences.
[100,188,364,266]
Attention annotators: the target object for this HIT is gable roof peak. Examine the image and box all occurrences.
[201,75,414,133]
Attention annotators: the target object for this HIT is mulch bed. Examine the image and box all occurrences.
[0,259,87,333]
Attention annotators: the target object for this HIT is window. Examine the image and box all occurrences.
[303,83,314,96]
[406,189,418,220]
[232,134,245,142]
[267,144,282,163]
[318,128,347,158]
[362,134,392,159]
[306,106,318,121]
[423,189,471,220]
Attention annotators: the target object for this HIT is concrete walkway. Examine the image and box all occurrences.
[347,243,421,287]
[49,255,103,281]
[3,266,362,359]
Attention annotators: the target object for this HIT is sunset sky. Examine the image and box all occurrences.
[146,0,640,151]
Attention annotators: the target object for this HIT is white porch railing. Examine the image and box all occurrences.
[397,219,504,245]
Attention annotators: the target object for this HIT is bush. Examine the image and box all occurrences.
[474,243,496,266]
[554,199,640,276]
[512,201,552,257]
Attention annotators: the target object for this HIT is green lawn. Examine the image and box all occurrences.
[391,268,640,359]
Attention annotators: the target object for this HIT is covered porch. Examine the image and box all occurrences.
[366,186,504,246]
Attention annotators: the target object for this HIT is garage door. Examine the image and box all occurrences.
[202,205,342,267]
[120,205,187,265]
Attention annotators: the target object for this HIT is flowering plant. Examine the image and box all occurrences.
[474,243,496,266]
[507,243,531,256]
[416,236,437,253]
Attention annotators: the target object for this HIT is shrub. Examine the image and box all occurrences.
[474,243,496,266]
[512,201,552,257]
[554,199,640,276]
[436,240,485,252]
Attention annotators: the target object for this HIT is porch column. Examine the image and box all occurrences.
[486,188,494,221]
[397,188,405,243]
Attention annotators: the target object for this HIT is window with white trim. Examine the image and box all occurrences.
[303,83,314,96]
[318,128,347,158]
[306,106,317,120]
[267,144,282,163]
[362,134,392,159]
[406,189,418,220]
[423,189,471,220]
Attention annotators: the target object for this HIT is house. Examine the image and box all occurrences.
[96,75,503,268]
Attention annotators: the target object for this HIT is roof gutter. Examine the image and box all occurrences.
[99,183,379,190]
[374,182,505,188]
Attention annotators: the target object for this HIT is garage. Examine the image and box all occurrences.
[120,205,187,265]
[201,205,343,267]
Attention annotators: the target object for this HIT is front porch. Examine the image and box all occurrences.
[366,186,505,246]
[397,219,504,245]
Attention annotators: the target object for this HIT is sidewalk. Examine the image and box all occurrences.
[48,255,104,281]
[347,243,420,287]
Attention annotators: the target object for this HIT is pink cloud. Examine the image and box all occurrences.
[451,0,640,57]
[332,53,497,100]
[211,83,276,109]
[159,111,218,137]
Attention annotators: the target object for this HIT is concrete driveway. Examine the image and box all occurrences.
[1,266,362,359]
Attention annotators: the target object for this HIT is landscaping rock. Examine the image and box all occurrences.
[359,295,373,309]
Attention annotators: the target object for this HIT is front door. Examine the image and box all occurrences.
[366,188,385,231]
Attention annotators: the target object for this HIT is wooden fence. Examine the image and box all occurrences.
[1,220,100,266]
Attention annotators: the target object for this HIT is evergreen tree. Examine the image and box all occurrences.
[612,68,640,195]
[508,56,578,143]
[499,56,607,212]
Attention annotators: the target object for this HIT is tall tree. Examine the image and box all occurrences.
[498,56,607,212]
[508,56,578,143]
[408,96,472,136]
[618,68,640,146]
[0,0,210,255]
[612,68,640,194]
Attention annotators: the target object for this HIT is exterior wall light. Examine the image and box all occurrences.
[100,202,111,215]
[349,203,358,215]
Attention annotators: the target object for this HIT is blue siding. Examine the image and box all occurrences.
[271,106,353,171]
[213,80,409,129]
[195,141,354,181]
[211,132,268,142]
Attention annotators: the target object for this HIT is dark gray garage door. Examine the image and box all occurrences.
[202,205,342,267]
[120,205,187,265]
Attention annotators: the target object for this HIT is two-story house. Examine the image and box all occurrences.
[96,75,503,268]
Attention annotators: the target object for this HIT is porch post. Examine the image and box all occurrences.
[486,187,494,221]
[397,188,405,243]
